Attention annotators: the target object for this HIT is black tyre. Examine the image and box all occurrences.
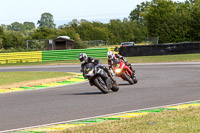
[133,76,138,84]
[123,72,134,85]
[94,77,109,94]
[111,81,119,92]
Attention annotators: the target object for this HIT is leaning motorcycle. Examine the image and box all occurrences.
[83,63,119,94]
[112,59,137,85]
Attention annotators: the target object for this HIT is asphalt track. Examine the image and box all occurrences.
[0,62,200,131]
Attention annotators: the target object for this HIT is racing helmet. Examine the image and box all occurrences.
[79,53,88,63]
[107,51,114,59]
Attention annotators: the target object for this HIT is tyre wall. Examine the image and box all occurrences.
[119,42,200,57]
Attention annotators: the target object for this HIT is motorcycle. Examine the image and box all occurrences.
[83,63,119,94]
[111,59,137,85]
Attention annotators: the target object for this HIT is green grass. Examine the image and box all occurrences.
[126,53,200,63]
[64,107,200,133]
[0,53,200,67]
[0,72,75,86]
[100,53,200,63]
[0,60,81,67]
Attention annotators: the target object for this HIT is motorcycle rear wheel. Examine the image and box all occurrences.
[94,77,109,94]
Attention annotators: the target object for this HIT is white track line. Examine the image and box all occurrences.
[0,62,199,70]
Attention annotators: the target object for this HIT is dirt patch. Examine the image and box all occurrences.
[0,75,78,90]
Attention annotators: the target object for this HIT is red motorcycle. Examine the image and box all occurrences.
[111,59,137,85]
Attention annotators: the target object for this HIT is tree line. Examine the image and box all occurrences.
[0,0,199,52]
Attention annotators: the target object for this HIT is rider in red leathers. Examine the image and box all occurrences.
[107,51,136,78]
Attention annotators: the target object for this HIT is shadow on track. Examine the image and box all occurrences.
[118,83,131,86]
[59,91,104,95]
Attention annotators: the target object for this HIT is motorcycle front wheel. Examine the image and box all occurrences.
[123,72,134,85]
[111,81,119,92]
[94,77,109,94]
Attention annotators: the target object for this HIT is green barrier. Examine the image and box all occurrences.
[0,48,109,64]
[42,48,108,62]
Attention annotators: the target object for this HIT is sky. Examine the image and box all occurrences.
[0,0,186,27]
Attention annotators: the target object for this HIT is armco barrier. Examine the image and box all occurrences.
[42,48,108,61]
[0,51,42,64]
[0,48,112,64]
[119,42,200,57]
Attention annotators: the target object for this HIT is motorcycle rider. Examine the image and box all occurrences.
[114,45,119,52]
[79,53,116,89]
[107,51,136,78]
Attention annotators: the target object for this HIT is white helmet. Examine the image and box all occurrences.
[79,53,88,63]
[107,51,114,59]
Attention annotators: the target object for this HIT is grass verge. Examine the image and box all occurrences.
[64,107,200,133]
[0,72,76,89]
[126,53,200,63]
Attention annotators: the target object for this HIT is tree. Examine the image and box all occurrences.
[8,22,25,32]
[2,31,26,49]
[129,1,151,25]
[189,0,200,41]
[31,27,57,40]
[57,27,81,42]
[0,26,4,49]
[0,26,3,35]
[144,0,192,43]
[77,21,109,41]
[107,19,139,44]
[23,22,35,30]
[37,12,56,28]
[67,19,79,30]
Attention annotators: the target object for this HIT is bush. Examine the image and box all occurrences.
[74,42,88,49]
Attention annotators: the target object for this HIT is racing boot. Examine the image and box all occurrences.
[132,70,137,84]
[127,63,135,79]
[110,69,116,76]
[104,67,116,83]
[110,75,117,84]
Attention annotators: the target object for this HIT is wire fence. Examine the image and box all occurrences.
[144,37,159,45]
[26,39,54,51]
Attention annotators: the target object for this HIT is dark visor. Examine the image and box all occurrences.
[108,55,112,58]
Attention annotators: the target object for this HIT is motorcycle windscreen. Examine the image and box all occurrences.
[112,58,120,66]
[84,63,94,74]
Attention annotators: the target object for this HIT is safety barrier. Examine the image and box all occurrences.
[0,51,42,64]
[0,47,117,64]
[120,42,200,57]
[42,48,108,62]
